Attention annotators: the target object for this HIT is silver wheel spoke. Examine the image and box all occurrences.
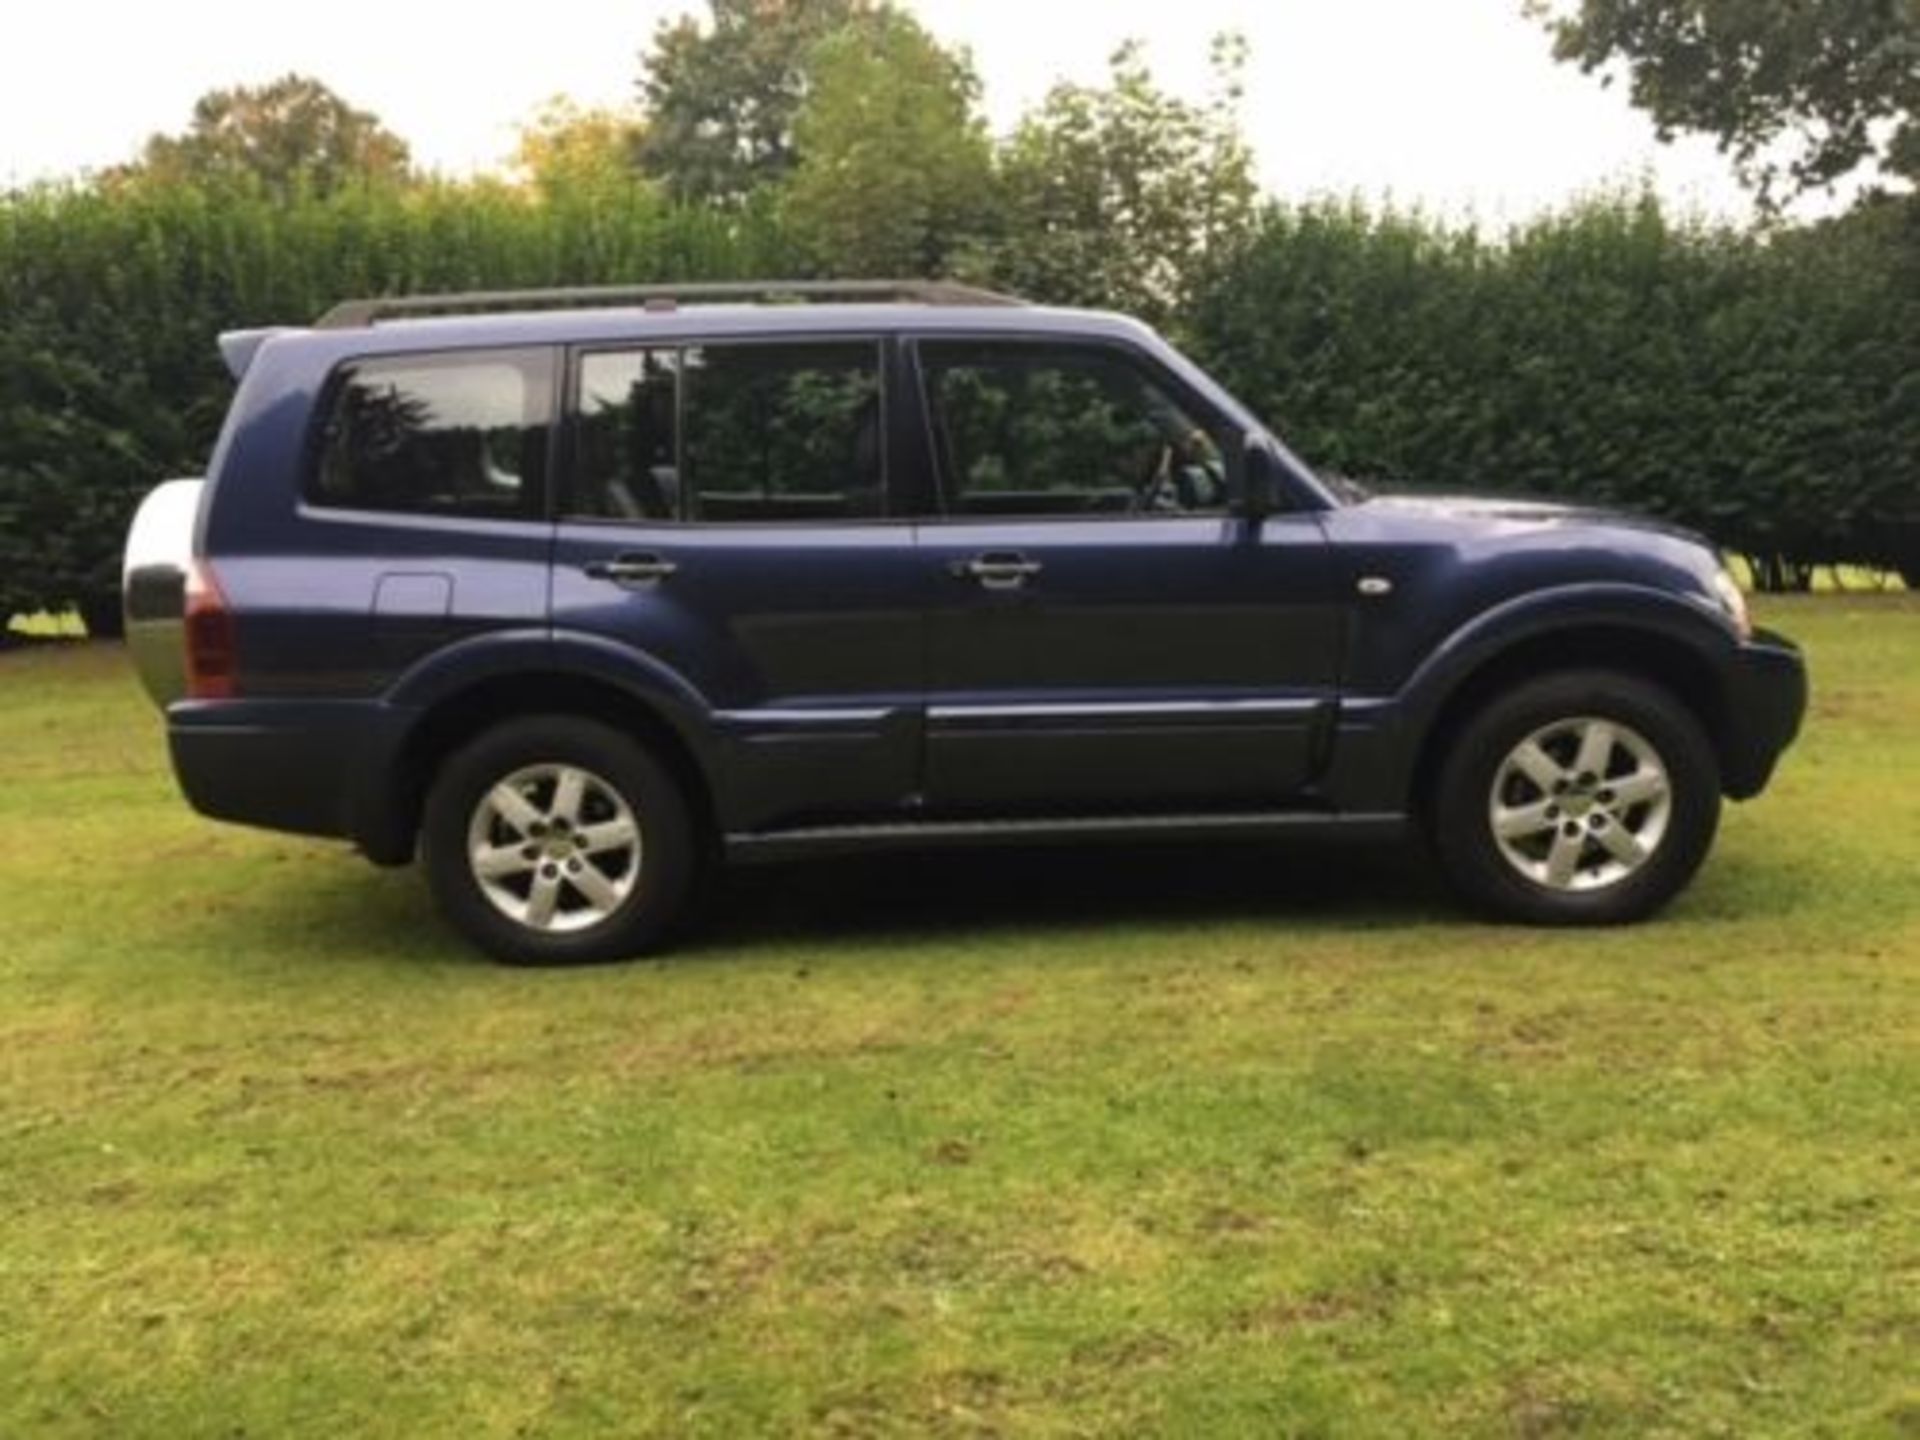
[523,870,563,928]
[568,862,620,911]
[1511,740,1565,793]
[574,817,638,855]
[549,766,588,824]
[488,781,544,836]
[1592,821,1647,867]
[1573,719,1615,779]
[1608,769,1668,807]
[1544,828,1585,887]
[473,844,534,880]
[1493,798,1557,839]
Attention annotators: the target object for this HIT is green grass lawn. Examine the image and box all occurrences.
[2,596,1914,1437]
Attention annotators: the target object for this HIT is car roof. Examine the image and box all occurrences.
[273,302,1160,358]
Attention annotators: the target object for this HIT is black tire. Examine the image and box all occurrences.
[1429,670,1720,925]
[421,715,698,964]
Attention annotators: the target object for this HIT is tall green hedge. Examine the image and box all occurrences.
[0,180,795,631]
[1186,196,1920,587]
[2,180,1914,633]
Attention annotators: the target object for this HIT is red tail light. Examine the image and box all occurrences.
[183,559,237,699]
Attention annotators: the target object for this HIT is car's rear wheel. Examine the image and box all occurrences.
[422,715,696,963]
[1431,670,1720,924]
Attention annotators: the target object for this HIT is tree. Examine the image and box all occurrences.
[512,97,648,198]
[780,11,995,276]
[633,0,881,204]
[981,38,1258,324]
[1533,0,1919,208]
[116,73,411,199]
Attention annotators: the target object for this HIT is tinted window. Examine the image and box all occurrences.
[920,342,1228,518]
[311,350,553,518]
[568,341,884,523]
[574,349,680,520]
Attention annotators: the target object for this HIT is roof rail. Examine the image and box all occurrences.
[314,279,1026,329]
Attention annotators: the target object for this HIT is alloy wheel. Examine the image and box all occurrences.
[465,763,642,932]
[1487,716,1673,892]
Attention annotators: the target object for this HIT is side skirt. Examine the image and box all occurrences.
[723,810,1409,865]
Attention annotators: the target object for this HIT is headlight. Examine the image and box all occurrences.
[1710,565,1752,641]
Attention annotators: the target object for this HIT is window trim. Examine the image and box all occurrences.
[300,345,560,525]
[561,333,897,529]
[907,333,1251,525]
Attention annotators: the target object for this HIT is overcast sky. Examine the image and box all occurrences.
[1,0,1757,224]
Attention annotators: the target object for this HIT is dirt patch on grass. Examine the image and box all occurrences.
[1231,1287,1391,1334]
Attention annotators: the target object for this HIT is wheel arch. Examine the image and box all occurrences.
[359,634,720,865]
[1407,622,1732,817]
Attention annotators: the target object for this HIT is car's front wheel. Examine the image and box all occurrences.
[1431,670,1720,924]
[422,715,697,963]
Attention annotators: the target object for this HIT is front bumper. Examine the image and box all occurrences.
[167,698,412,856]
[1720,627,1807,799]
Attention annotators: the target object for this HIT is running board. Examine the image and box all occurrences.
[724,810,1408,863]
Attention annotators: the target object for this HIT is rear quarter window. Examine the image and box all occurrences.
[308,349,554,519]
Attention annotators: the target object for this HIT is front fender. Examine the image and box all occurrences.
[1397,583,1737,729]
[1324,583,1742,812]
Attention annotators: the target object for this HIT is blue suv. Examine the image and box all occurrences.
[123,282,1807,963]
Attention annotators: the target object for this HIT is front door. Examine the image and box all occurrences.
[910,338,1344,813]
[550,337,923,830]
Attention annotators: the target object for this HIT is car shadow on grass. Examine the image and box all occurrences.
[284,831,1819,970]
[684,837,1454,955]
[259,837,1451,973]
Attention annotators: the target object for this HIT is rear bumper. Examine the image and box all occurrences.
[168,698,412,858]
[1720,628,1807,799]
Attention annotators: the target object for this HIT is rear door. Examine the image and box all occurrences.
[550,337,924,830]
[909,337,1345,813]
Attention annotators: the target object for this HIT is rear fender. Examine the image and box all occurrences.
[349,629,720,863]
[382,628,712,743]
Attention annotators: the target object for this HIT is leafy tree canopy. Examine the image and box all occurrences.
[781,10,994,276]
[984,37,1258,324]
[513,97,648,197]
[633,0,884,204]
[115,74,412,199]
[1534,0,1919,208]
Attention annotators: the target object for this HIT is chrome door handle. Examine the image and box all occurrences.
[583,553,678,586]
[951,553,1042,589]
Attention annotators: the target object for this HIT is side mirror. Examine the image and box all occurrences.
[1239,436,1285,522]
